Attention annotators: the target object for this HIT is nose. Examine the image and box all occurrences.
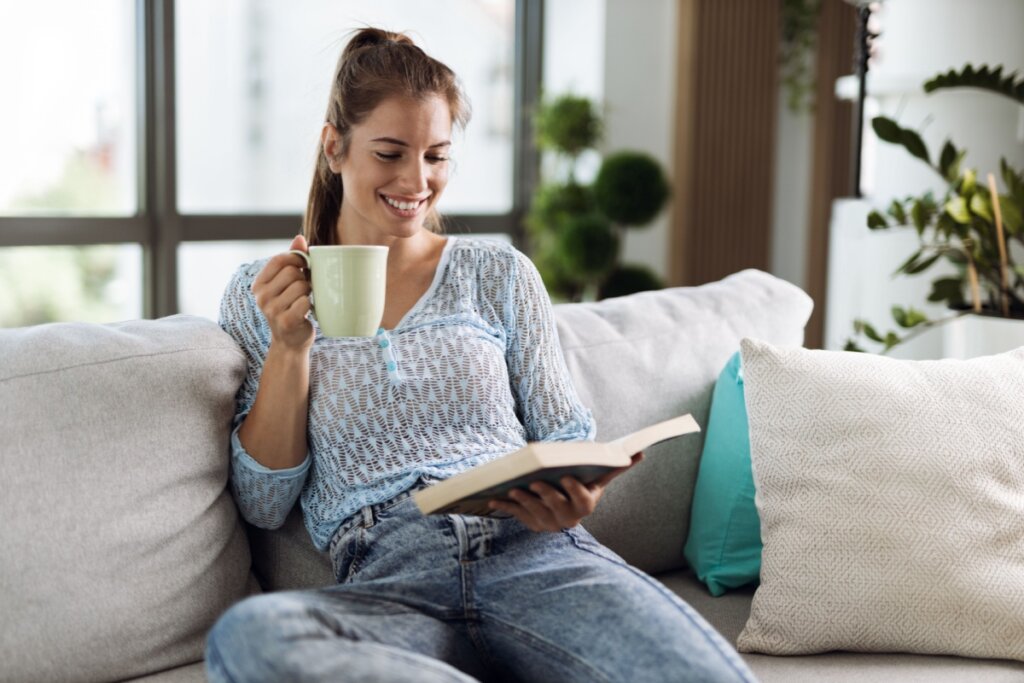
[398,157,429,194]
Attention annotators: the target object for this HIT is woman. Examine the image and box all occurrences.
[206,27,756,683]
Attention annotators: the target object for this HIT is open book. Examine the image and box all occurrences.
[412,414,701,516]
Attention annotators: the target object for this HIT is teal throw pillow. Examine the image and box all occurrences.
[683,351,761,596]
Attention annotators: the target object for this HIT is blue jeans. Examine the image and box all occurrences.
[206,489,757,683]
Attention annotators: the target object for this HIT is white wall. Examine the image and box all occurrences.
[600,0,678,282]
[771,97,814,290]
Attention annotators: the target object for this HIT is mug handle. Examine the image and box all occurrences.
[289,249,316,320]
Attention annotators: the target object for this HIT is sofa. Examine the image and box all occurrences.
[2,268,1023,682]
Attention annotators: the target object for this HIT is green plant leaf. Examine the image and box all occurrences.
[872,116,902,144]
[946,196,971,224]
[893,248,924,276]
[969,192,993,222]
[904,251,941,275]
[927,276,965,304]
[910,199,930,233]
[887,200,907,224]
[924,63,1024,106]
[868,210,889,230]
[860,321,884,343]
[960,168,978,195]
[882,332,902,350]
[899,129,930,165]
[998,195,1024,234]
[1001,158,1024,205]
[938,141,962,181]
[935,212,958,239]
[892,305,929,328]
[843,339,867,353]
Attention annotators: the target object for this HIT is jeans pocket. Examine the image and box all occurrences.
[330,522,368,584]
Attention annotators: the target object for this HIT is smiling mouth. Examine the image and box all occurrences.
[380,194,428,217]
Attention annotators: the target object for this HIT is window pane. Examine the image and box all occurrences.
[0,245,143,327]
[0,2,136,216]
[176,0,514,215]
[178,241,290,322]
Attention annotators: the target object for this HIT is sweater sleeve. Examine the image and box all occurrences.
[501,248,596,443]
[219,262,311,529]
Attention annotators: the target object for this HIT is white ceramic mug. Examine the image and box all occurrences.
[289,245,388,337]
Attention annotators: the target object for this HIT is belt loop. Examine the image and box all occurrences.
[362,504,374,528]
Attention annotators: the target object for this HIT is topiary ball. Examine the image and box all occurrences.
[527,182,596,236]
[557,213,619,278]
[534,95,602,156]
[597,264,664,300]
[593,151,669,226]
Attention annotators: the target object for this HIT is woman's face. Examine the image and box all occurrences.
[329,94,453,242]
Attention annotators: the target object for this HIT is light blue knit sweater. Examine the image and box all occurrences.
[219,237,595,551]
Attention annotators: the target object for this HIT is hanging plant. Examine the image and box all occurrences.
[780,0,823,113]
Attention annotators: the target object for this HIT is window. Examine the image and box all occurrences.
[0,0,541,326]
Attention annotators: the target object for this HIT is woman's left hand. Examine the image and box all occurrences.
[488,451,644,532]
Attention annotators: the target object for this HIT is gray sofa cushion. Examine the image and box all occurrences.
[249,269,813,588]
[555,269,812,573]
[0,316,252,683]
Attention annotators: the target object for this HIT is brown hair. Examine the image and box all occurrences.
[303,27,472,245]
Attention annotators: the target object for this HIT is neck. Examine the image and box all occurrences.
[333,219,444,273]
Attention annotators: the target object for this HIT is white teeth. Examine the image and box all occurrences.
[384,196,421,211]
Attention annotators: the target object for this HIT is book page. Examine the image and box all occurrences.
[607,414,700,458]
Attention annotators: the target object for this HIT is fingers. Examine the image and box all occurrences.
[253,251,307,291]
[489,479,598,532]
[289,233,308,252]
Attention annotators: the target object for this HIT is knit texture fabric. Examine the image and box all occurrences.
[220,237,595,550]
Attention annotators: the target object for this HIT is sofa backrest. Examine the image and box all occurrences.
[554,269,813,573]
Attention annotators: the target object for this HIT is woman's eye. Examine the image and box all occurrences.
[427,156,449,164]
[375,152,400,161]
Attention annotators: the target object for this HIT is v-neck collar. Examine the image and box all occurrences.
[387,236,456,332]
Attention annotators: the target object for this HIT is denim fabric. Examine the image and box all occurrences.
[206,492,758,683]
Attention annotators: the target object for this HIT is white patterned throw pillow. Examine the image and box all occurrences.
[736,338,1024,662]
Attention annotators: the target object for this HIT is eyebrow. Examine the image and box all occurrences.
[371,137,451,148]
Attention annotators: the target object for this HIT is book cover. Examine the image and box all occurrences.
[413,414,700,516]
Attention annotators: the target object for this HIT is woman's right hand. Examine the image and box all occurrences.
[252,234,315,352]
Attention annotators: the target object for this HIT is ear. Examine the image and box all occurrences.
[321,123,344,173]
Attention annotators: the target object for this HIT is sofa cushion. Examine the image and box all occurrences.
[556,269,812,573]
[0,316,253,683]
[736,339,1024,661]
[684,351,761,595]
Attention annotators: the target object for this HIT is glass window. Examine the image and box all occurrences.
[0,1,137,216]
[0,245,143,327]
[175,0,514,215]
[178,240,291,322]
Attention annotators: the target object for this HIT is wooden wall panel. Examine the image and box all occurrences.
[670,0,781,287]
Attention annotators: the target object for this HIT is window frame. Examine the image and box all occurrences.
[0,0,543,318]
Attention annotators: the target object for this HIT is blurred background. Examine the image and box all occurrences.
[2,0,1022,355]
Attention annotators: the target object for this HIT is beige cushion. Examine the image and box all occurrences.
[737,339,1024,661]
[0,316,252,683]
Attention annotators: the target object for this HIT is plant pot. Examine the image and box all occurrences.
[890,312,1024,360]
[942,312,1024,359]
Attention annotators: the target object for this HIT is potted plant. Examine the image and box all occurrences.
[527,94,670,302]
[846,64,1024,355]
